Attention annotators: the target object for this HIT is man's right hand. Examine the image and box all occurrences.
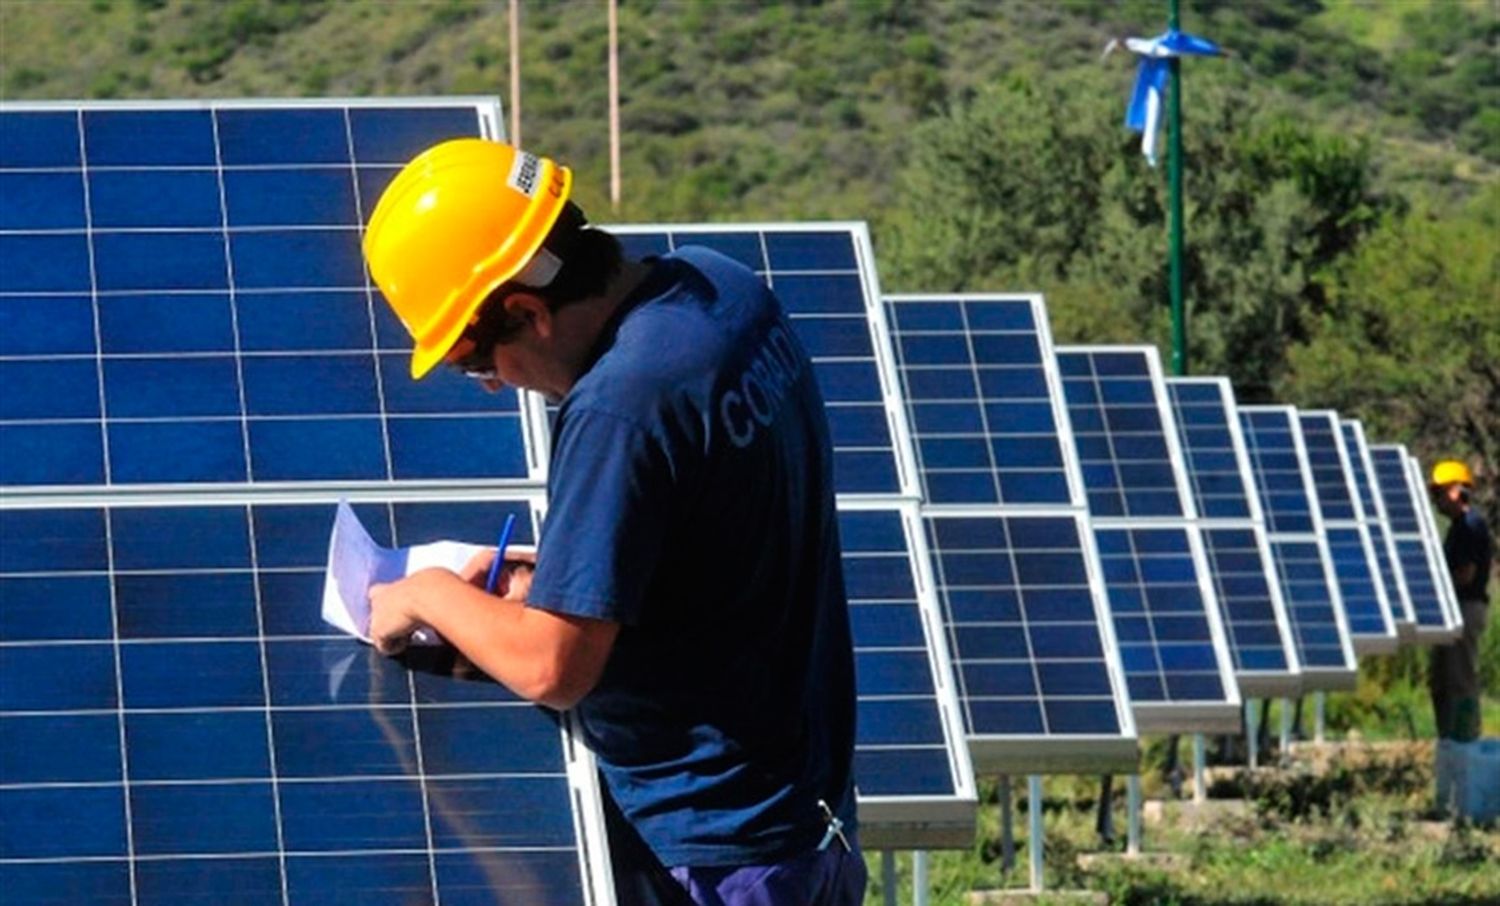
[459,547,537,600]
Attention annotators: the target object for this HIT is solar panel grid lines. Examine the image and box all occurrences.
[600,223,920,502]
[1165,376,1302,698]
[0,491,619,906]
[1054,345,1196,521]
[1368,444,1461,642]
[1295,410,1397,654]
[920,504,1140,774]
[1339,418,1418,637]
[881,294,1138,776]
[836,500,979,849]
[1237,405,1358,690]
[884,294,1083,510]
[2,98,547,492]
[1053,346,1242,733]
[1403,451,1465,633]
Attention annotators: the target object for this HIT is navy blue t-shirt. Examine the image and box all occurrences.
[1444,507,1492,602]
[527,247,857,867]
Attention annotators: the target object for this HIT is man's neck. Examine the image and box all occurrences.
[546,259,654,398]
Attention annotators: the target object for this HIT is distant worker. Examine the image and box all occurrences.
[358,138,866,905]
[1427,460,1492,742]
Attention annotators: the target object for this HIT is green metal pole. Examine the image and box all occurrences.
[1168,0,1186,376]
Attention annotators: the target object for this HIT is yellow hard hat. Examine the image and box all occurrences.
[363,138,573,378]
[1430,460,1473,488]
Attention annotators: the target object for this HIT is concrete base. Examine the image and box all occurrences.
[1076,851,1191,873]
[965,890,1109,906]
[1141,797,1252,829]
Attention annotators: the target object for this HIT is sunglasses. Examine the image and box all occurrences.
[444,288,530,380]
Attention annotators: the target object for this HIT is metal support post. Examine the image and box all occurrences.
[1314,691,1326,743]
[1246,700,1260,770]
[1000,774,1016,870]
[913,850,930,906]
[1126,774,1142,856]
[1028,775,1045,892]
[882,851,896,906]
[1193,733,1207,804]
[1279,697,1293,756]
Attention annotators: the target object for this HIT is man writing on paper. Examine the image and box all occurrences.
[359,139,865,906]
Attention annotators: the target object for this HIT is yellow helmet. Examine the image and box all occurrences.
[363,138,573,378]
[1430,460,1473,488]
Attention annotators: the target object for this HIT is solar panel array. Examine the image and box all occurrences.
[0,101,541,491]
[592,227,977,848]
[1056,347,1240,733]
[0,493,624,906]
[1369,444,1461,641]
[1238,407,1357,689]
[886,295,1137,774]
[1339,419,1417,636]
[1,94,1471,878]
[1296,411,1396,653]
[1166,378,1300,697]
[0,99,619,906]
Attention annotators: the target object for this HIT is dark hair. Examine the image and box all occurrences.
[466,201,624,346]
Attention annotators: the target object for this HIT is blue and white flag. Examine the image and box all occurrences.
[1122,29,1220,166]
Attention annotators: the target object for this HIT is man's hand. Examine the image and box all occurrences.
[458,546,537,598]
[368,567,465,656]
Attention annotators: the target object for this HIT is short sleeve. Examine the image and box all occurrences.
[528,407,672,624]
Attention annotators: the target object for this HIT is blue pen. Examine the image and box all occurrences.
[484,513,518,594]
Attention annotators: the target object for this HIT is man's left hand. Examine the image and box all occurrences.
[368,567,463,655]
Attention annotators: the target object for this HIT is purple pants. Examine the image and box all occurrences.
[668,843,868,906]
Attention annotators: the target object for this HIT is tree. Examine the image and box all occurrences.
[878,68,1386,394]
[1282,185,1500,530]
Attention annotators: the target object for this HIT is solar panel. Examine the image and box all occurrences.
[0,494,616,906]
[881,295,1136,774]
[1339,419,1417,636]
[1369,444,1461,641]
[1404,451,1465,633]
[837,503,978,847]
[922,511,1138,773]
[0,99,543,490]
[1296,411,1396,653]
[1166,377,1300,697]
[1056,347,1240,732]
[597,224,917,499]
[1237,406,1357,689]
[885,295,1078,507]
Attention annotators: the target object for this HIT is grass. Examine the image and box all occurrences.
[861,770,1500,905]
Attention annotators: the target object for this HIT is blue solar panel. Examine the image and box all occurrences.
[606,225,914,497]
[1198,528,1296,677]
[0,496,618,905]
[1093,527,1234,717]
[1238,408,1317,535]
[1165,380,1254,520]
[1238,406,1356,687]
[922,512,1137,772]
[1340,419,1415,630]
[0,101,538,489]
[1054,348,1239,731]
[885,296,1075,506]
[1056,348,1188,519]
[1370,445,1455,638]
[1296,411,1394,652]
[838,505,977,846]
[1297,413,1357,521]
[1165,378,1299,695]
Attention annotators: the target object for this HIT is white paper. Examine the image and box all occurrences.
[321,500,488,647]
